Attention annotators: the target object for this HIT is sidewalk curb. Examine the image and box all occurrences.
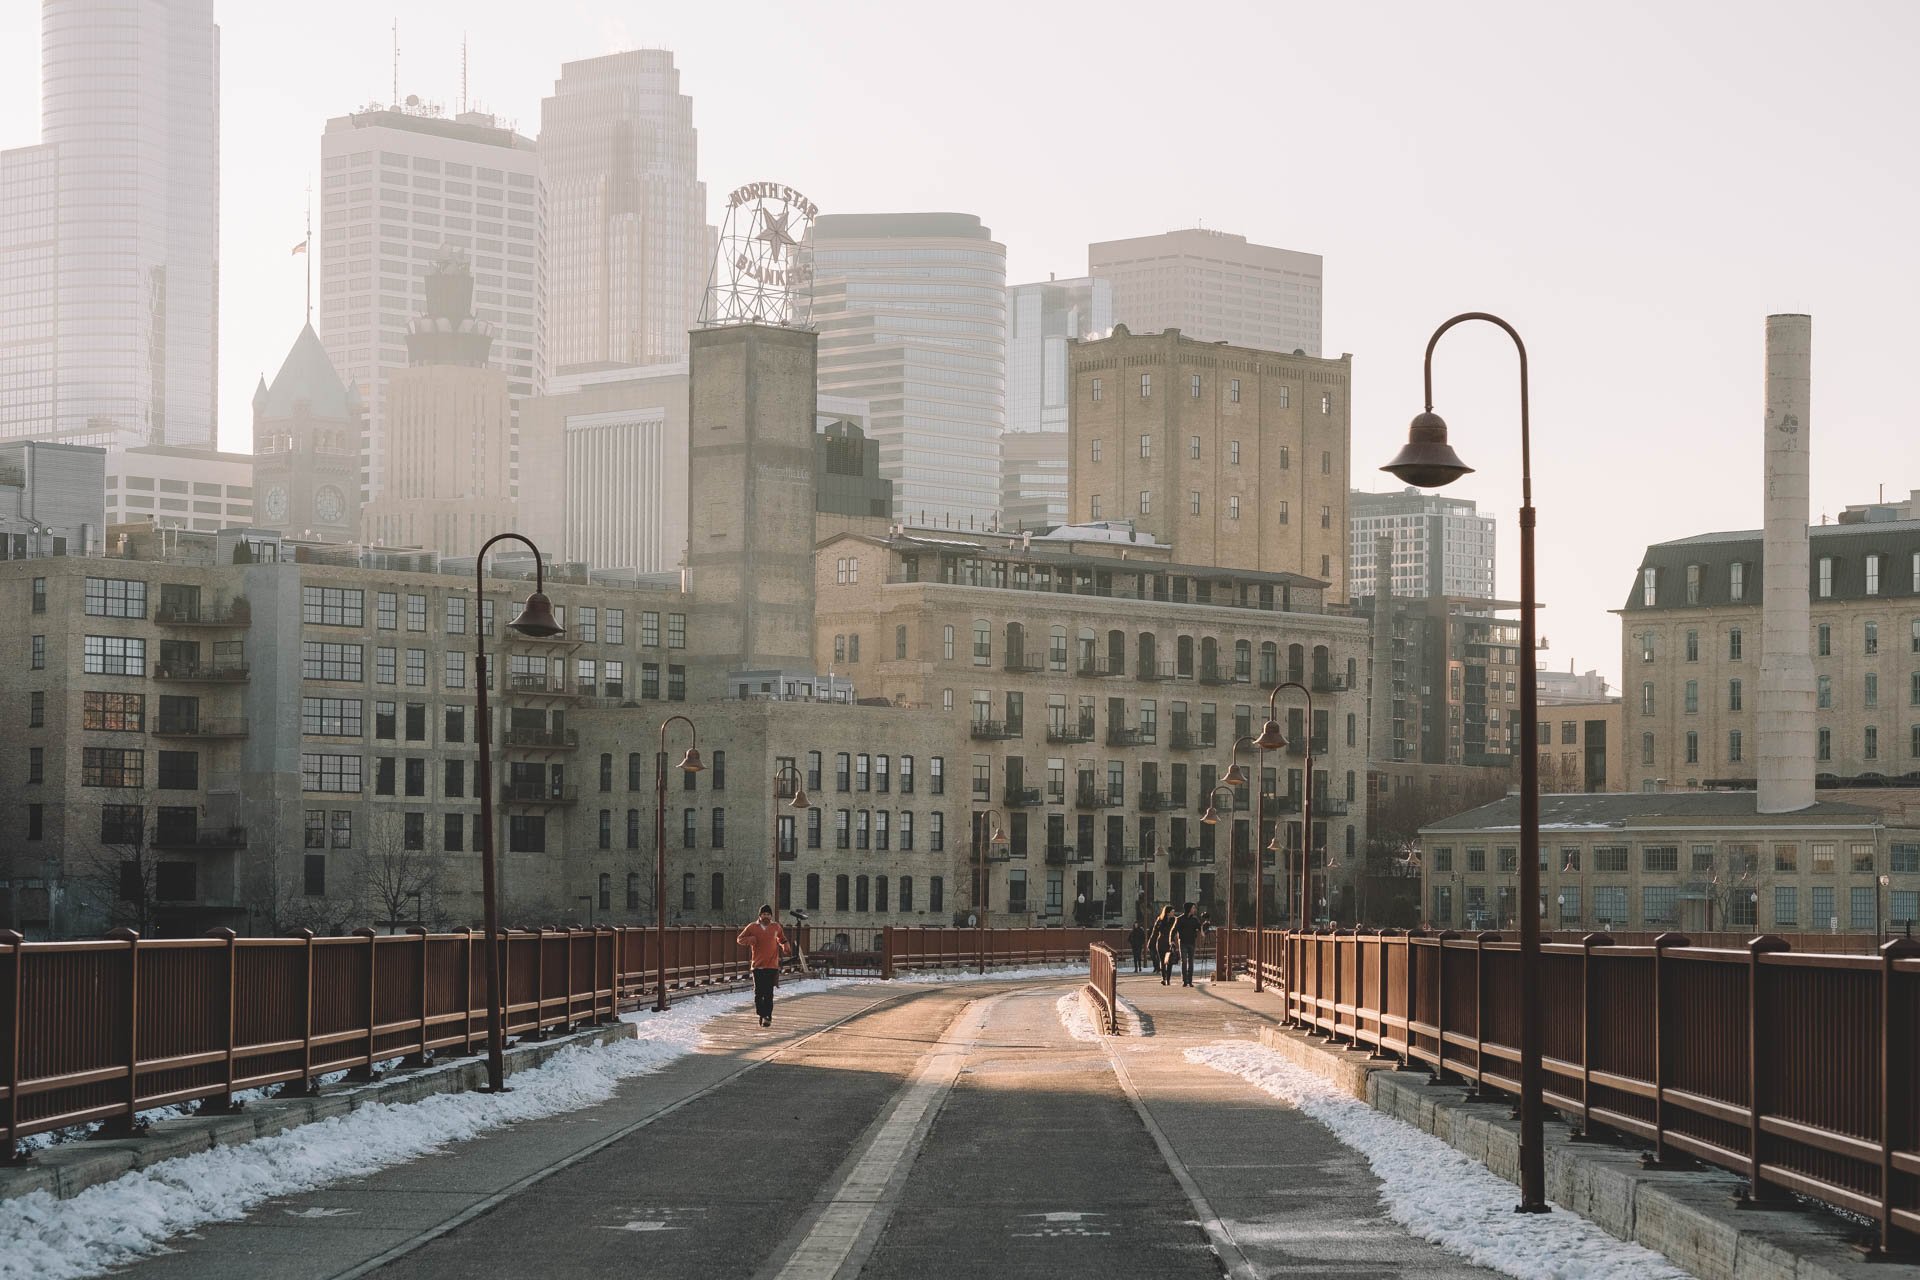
[1254,1024,1896,1280]
[1,1020,637,1206]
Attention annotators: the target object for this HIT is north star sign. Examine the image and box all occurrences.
[726,182,819,220]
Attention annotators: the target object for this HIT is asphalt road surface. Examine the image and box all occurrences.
[117,976,1497,1280]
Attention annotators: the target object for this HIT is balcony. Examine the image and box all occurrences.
[1002,653,1046,674]
[1074,786,1116,809]
[1138,791,1185,813]
[1104,845,1145,866]
[969,718,1021,741]
[1136,660,1175,682]
[154,662,249,682]
[1197,664,1229,686]
[1264,792,1301,814]
[152,825,248,851]
[1045,845,1093,866]
[1002,786,1042,808]
[1106,727,1143,748]
[503,783,579,805]
[1076,657,1121,678]
[1168,729,1217,752]
[504,728,579,751]
[151,717,250,740]
[155,600,251,627]
[1311,675,1349,694]
[1316,796,1351,817]
[508,674,578,698]
[1046,724,1094,745]
[1171,847,1215,868]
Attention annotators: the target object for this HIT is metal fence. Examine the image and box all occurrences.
[1252,928,1920,1253]
[1085,944,1118,1034]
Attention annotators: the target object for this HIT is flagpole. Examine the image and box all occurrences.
[304,184,312,323]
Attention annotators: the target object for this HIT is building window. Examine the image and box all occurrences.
[1229,440,1242,466]
[1229,496,1241,521]
[1139,491,1151,516]
[85,635,148,676]
[1729,628,1742,660]
[1866,673,1879,708]
[1090,377,1102,401]
[1817,675,1831,708]
[1818,727,1831,761]
[1140,433,1152,458]
[1729,561,1745,601]
[1728,729,1742,762]
[1865,726,1879,760]
[1140,373,1151,398]
[1189,491,1201,515]
[1684,732,1699,764]
[1090,494,1102,519]
[300,753,361,793]
[1867,554,1881,595]
[83,691,145,731]
[1684,680,1698,713]
[1320,505,1331,529]
[1189,374,1201,398]
[1641,732,1654,765]
[1817,556,1833,598]
[1685,630,1699,662]
[1642,567,1657,607]
[1189,435,1201,459]
[1728,679,1742,712]
[1641,683,1655,715]
[1866,621,1879,655]
[1229,378,1241,403]
[1090,438,1102,462]
[1685,564,1701,604]
[86,577,149,618]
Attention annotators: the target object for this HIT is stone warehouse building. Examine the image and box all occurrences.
[812,522,1370,927]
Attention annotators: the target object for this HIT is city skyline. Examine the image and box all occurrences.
[3,1,1919,684]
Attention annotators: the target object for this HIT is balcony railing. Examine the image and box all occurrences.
[1138,791,1182,813]
[1264,793,1301,814]
[508,673,580,697]
[1002,653,1045,674]
[969,719,1022,741]
[1316,796,1351,817]
[154,600,251,627]
[1076,657,1121,678]
[503,783,579,805]
[1105,727,1143,748]
[1045,845,1094,865]
[504,728,579,751]
[1311,675,1349,693]
[151,717,250,740]
[1136,660,1175,682]
[1170,847,1214,867]
[152,826,248,851]
[1074,786,1117,809]
[1046,724,1094,745]
[1002,786,1041,808]
[1197,664,1228,686]
[1104,845,1146,866]
[154,662,250,682]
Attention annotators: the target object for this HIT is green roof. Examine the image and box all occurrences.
[255,324,358,421]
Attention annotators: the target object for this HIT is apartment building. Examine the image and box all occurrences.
[1068,325,1351,595]
[1421,792,1917,935]
[813,524,1370,926]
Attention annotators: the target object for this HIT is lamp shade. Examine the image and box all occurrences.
[677,745,704,772]
[507,591,564,638]
[1382,411,1474,489]
[1252,718,1286,751]
[789,786,810,810]
[1222,762,1249,787]
[989,824,1009,849]
[1199,803,1221,826]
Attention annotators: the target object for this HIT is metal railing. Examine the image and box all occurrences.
[151,717,250,739]
[503,728,579,751]
[1252,928,1920,1254]
[1086,944,1118,1034]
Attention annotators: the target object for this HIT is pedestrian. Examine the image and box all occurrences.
[736,904,791,1027]
[1148,906,1175,984]
[1173,902,1204,987]
[1127,919,1145,973]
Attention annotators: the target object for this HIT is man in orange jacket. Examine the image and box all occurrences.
[737,904,792,1027]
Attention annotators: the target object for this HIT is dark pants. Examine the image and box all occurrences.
[753,967,778,1021]
[1180,950,1196,986]
[1130,942,1143,972]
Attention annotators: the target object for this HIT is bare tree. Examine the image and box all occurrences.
[68,795,162,935]
[360,812,444,933]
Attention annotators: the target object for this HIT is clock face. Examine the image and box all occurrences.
[263,486,288,522]
[314,485,345,524]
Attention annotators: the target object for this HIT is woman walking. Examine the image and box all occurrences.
[1148,905,1176,985]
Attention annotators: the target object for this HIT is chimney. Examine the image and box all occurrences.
[1757,314,1815,813]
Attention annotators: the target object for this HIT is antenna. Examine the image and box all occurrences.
[461,33,468,114]
[304,183,313,323]
[391,19,399,105]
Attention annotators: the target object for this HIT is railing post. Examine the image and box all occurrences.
[456,926,476,1055]
[1739,933,1789,1205]
[1874,937,1920,1255]
[348,927,379,1082]
[1574,933,1616,1140]
[881,926,894,981]
[284,928,317,1095]
[1643,932,1691,1169]
[529,926,547,1039]
[1370,929,1395,1060]
[2,930,22,1162]
[1464,931,1491,1101]
[101,927,145,1136]
[200,928,243,1113]
[405,926,431,1065]
[1430,930,1458,1086]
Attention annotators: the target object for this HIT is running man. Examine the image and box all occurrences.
[736,904,792,1027]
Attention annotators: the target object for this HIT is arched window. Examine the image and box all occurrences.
[1200,636,1219,680]
[806,873,821,910]
[598,873,611,911]
[778,872,792,910]
[710,872,725,911]
[628,753,644,790]
[1107,629,1126,670]
[1312,645,1331,685]
[1077,628,1097,672]
[900,875,914,912]
[627,872,640,910]
[599,753,613,792]
[1176,634,1194,678]
[1138,632,1157,677]
[875,875,890,913]
[972,620,991,665]
[1005,621,1025,666]
[1048,626,1068,672]
[1288,643,1306,683]
[1260,641,1278,685]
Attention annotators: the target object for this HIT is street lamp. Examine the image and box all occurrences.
[974,810,1009,974]
[1382,311,1547,1215]
[1259,682,1315,994]
[652,715,703,1012]
[1878,873,1892,942]
[1214,735,1253,981]
[771,763,810,921]
[472,532,565,1094]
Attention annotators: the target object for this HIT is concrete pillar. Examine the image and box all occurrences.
[1757,314,1815,813]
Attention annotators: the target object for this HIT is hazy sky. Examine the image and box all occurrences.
[4,0,1919,684]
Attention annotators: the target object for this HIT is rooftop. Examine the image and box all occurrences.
[1423,791,1883,833]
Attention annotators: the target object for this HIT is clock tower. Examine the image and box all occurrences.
[252,324,363,542]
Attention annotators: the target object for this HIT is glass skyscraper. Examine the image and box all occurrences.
[1002,275,1110,530]
[808,213,1006,530]
[0,0,221,450]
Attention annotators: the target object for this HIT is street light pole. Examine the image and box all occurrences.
[1383,310,1548,1215]
[1259,683,1313,975]
[472,532,565,1093]
[1214,735,1253,981]
[973,810,1008,974]
[652,715,702,1012]
[771,763,810,921]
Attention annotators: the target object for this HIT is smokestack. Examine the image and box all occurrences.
[1757,314,1815,813]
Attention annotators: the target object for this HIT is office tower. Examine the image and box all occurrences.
[1003,276,1110,530]
[1089,229,1322,357]
[362,252,517,557]
[1069,326,1352,593]
[0,0,220,450]
[317,103,544,505]
[1348,487,1497,600]
[539,50,714,370]
[251,323,363,542]
[105,446,254,532]
[809,214,1007,530]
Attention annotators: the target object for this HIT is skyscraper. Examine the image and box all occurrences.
[539,49,713,370]
[1348,487,1497,600]
[0,0,220,450]
[1002,275,1110,529]
[1089,228,1322,357]
[808,213,1007,530]
[317,103,544,505]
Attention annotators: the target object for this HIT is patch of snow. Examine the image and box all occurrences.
[1184,1041,1696,1280]
[1056,992,1103,1041]
[892,962,1086,984]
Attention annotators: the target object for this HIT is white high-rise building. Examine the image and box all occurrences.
[1349,487,1497,600]
[808,213,1006,530]
[539,50,713,370]
[317,103,545,504]
[1001,275,1109,530]
[0,0,220,450]
[1089,228,1322,357]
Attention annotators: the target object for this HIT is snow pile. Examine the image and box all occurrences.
[1056,991,1103,1041]
[0,1002,724,1280]
[1185,1042,1696,1280]
[893,962,1084,985]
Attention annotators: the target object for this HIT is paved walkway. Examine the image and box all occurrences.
[114,972,1496,1280]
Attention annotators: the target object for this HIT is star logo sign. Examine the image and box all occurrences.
[755,206,798,263]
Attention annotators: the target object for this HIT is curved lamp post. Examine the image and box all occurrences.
[1212,736,1253,981]
[973,810,1009,973]
[770,763,810,921]
[472,532,564,1093]
[1381,310,1546,1215]
[652,715,703,1012]
[1256,683,1313,994]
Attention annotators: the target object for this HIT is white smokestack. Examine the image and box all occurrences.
[1757,314,1815,813]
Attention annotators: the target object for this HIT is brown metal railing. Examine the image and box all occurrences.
[1252,927,1920,1254]
[882,926,1131,977]
[1085,944,1118,1034]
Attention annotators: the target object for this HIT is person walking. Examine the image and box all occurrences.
[736,904,792,1027]
[1127,919,1146,973]
[1148,906,1175,984]
[1173,902,1204,987]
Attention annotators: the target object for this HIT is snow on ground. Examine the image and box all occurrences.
[1056,991,1102,1041]
[1186,1041,1696,1280]
[893,962,1086,984]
